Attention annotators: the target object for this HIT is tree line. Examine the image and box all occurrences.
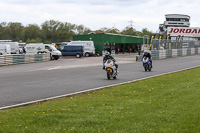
[0,20,154,43]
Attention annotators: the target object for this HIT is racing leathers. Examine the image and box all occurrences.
[103,55,118,70]
[142,52,153,67]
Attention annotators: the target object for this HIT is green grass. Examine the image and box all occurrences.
[0,67,200,133]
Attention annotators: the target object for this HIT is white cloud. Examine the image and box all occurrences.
[0,0,200,32]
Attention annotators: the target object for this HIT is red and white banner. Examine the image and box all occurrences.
[167,27,200,37]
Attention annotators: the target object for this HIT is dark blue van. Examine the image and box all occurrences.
[58,45,83,58]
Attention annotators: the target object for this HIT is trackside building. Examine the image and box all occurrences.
[73,33,147,55]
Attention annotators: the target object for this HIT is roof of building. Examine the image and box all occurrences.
[165,14,190,19]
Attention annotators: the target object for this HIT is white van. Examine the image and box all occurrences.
[0,44,11,55]
[26,43,45,54]
[44,44,62,60]
[67,41,95,57]
[26,43,61,60]
[0,40,19,54]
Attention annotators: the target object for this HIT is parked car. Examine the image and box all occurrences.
[57,45,83,58]
[67,41,95,57]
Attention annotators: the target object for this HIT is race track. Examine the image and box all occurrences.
[0,54,200,109]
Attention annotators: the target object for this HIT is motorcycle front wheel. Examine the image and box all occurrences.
[149,66,151,71]
[144,66,147,71]
[107,71,111,80]
[148,64,152,71]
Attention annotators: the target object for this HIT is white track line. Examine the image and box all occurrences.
[47,66,62,70]
[1,64,200,110]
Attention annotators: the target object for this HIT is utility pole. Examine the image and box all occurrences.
[112,23,116,29]
[128,20,134,28]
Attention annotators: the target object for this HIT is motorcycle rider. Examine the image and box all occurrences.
[142,51,153,68]
[103,52,118,71]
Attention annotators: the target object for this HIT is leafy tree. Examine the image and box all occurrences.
[22,24,42,42]
[98,27,109,33]
[0,24,3,39]
[98,27,120,34]
[107,27,120,34]
[0,20,156,43]
[56,22,76,42]
[41,20,92,42]
[139,28,153,36]
[121,27,139,36]
[41,20,61,43]
[26,39,37,43]
[75,24,91,35]
[7,22,24,41]
[0,22,10,39]
[41,20,88,43]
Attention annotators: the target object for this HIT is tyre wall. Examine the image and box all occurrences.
[0,53,50,66]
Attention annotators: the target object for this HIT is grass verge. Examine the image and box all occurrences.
[0,67,200,133]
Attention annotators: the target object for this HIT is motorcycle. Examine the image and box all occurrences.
[142,57,152,71]
[104,59,118,80]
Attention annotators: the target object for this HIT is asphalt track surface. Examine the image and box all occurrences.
[0,54,200,109]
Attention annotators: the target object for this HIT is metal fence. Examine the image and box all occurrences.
[136,39,200,61]
[151,39,200,50]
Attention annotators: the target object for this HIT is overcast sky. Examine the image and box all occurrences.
[0,0,200,32]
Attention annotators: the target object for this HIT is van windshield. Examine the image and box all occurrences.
[49,45,57,51]
[57,46,64,50]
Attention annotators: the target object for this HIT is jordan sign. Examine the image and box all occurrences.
[167,27,200,37]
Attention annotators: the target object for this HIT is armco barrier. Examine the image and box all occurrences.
[177,49,182,57]
[182,48,187,56]
[43,53,50,61]
[4,55,13,65]
[34,54,43,62]
[195,48,198,54]
[191,48,195,55]
[136,48,200,61]
[0,53,50,66]
[13,55,25,64]
[187,48,191,56]
[172,49,177,57]
[151,50,159,60]
[159,50,166,59]
[0,56,5,64]
[166,49,172,58]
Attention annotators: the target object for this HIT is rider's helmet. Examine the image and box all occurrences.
[105,52,110,57]
[143,50,149,56]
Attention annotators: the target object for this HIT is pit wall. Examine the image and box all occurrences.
[0,53,50,66]
[136,48,200,61]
